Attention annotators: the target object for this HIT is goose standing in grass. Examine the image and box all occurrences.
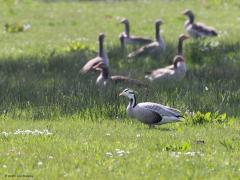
[119,88,183,127]
[145,34,189,81]
[95,62,145,87]
[80,33,109,74]
[128,20,164,58]
[183,9,217,38]
[119,18,153,49]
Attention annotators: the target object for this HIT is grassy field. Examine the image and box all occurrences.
[1,0,240,179]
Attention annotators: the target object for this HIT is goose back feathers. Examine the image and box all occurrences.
[183,9,217,38]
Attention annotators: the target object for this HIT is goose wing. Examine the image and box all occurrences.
[145,68,175,81]
[138,102,182,117]
[110,75,146,86]
[80,56,103,74]
[192,23,217,37]
[129,35,153,44]
[128,42,159,58]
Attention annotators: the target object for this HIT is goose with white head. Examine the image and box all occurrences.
[119,88,183,127]
[145,34,190,81]
[128,19,164,58]
[80,33,109,73]
[119,18,153,49]
[183,9,217,38]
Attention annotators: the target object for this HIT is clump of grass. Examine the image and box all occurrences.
[186,111,232,125]
[63,41,95,53]
[163,142,191,152]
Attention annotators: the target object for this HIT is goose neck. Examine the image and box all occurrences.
[102,66,109,80]
[125,22,130,36]
[155,24,160,42]
[188,14,194,24]
[177,39,183,55]
[129,95,137,108]
[99,38,104,57]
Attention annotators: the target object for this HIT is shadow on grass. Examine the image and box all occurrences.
[0,41,240,120]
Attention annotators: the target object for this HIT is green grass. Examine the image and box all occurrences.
[1,0,240,179]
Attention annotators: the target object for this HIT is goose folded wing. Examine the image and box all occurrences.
[193,23,217,36]
[139,102,181,117]
[80,57,103,73]
[128,42,158,58]
[130,36,153,44]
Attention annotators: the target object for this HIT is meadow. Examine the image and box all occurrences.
[0,0,240,179]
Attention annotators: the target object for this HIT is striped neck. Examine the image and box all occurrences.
[129,95,137,108]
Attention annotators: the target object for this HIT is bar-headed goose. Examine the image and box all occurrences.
[183,9,217,38]
[119,18,153,49]
[80,33,109,74]
[119,88,183,127]
[145,34,190,81]
[128,19,164,58]
[96,62,145,87]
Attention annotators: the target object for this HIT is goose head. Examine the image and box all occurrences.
[120,18,129,25]
[173,55,186,70]
[183,9,194,24]
[98,33,105,42]
[179,34,190,42]
[183,9,193,17]
[177,34,190,55]
[119,88,135,99]
[120,18,130,36]
[155,19,163,28]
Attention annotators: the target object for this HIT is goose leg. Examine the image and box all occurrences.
[148,124,155,129]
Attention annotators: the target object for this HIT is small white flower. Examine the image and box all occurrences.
[106,152,113,157]
[105,133,111,136]
[136,134,141,137]
[118,153,124,157]
[3,165,7,168]
[2,132,9,137]
[205,86,209,91]
[37,161,43,166]
[48,156,54,159]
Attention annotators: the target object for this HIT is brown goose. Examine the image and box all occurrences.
[95,62,146,87]
[183,9,217,38]
[119,18,153,49]
[128,19,164,58]
[145,34,190,81]
[80,33,109,74]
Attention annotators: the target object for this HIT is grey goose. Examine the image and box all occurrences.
[128,19,165,58]
[145,34,189,81]
[80,33,109,74]
[95,62,146,87]
[183,9,217,38]
[119,18,153,49]
[119,88,183,127]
